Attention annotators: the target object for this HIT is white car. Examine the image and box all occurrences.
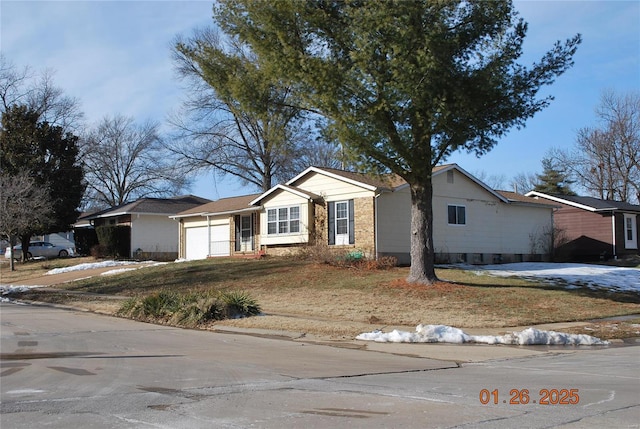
[4,241,75,260]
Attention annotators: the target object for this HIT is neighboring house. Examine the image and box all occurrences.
[79,195,210,260]
[525,192,640,261]
[175,165,555,264]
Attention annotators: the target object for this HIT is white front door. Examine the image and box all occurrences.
[335,201,349,245]
[624,214,637,249]
[240,215,253,252]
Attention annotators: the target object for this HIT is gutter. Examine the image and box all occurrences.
[206,215,212,258]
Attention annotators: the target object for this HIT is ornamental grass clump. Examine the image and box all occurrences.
[117,290,261,327]
[220,290,262,319]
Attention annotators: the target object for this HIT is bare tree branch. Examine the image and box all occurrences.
[80,115,191,208]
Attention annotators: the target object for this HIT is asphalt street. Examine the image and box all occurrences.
[1,302,639,428]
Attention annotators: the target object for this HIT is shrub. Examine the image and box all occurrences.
[221,290,261,318]
[140,291,181,319]
[116,290,261,326]
[117,297,139,316]
[95,225,130,258]
[90,244,108,259]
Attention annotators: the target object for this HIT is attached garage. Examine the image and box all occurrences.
[172,193,263,260]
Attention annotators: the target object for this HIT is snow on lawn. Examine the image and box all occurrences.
[469,262,640,293]
[357,324,609,345]
[46,260,167,275]
[358,262,638,346]
[0,285,39,303]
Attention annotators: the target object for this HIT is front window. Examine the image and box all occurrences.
[267,206,300,235]
[336,201,349,235]
[448,205,466,225]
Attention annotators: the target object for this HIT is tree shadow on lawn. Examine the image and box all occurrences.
[454,278,640,304]
[61,258,304,296]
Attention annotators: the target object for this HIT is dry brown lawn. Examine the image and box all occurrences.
[3,257,639,340]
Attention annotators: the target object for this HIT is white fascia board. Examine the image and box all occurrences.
[170,212,209,220]
[249,184,316,206]
[286,166,378,191]
[525,191,600,212]
[171,207,260,219]
[92,211,130,218]
[203,207,261,217]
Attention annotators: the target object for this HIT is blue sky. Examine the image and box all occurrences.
[2,1,639,200]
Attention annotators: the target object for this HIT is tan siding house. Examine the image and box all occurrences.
[174,165,555,264]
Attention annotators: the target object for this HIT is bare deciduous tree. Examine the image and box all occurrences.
[0,173,53,270]
[170,28,318,192]
[0,55,83,132]
[473,171,507,190]
[510,172,539,194]
[81,115,190,208]
[555,90,639,203]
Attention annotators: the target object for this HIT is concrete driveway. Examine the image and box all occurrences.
[1,302,638,428]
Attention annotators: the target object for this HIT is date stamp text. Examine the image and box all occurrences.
[479,388,580,405]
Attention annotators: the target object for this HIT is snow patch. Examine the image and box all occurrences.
[470,262,640,293]
[357,325,609,345]
[46,260,167,275]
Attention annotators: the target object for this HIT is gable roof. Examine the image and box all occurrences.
[285,164,510,203]
[249,184,322,206]
[525,191,640,213]
[431,164,510,203]
[80,195,211,220]
[173,193,263,218]
[286,166,406,191]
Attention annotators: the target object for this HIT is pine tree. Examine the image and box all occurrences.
[534,158,576,195]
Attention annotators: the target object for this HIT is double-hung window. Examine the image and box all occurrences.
[328,200,354,245]
[448,205,466,225]
[267,206,300,235]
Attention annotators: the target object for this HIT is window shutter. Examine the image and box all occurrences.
[328,202,335,245]
[234,215,241,251]
[348,199,355,244]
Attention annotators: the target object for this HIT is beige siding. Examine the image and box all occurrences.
[376,189,410,254]
[377,170,553,262]
[295,171,375,201]
[259,191,311,246]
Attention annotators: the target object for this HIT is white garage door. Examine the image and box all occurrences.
[209,224,230,257]
[185,224,231,260]
[185,227,209,260]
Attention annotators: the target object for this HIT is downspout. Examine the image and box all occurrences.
[207,215,211,257]
[374,193,381,260]
[611,212,617,260]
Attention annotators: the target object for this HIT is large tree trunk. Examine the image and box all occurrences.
[20,234,31,262]
[407,181,438,284]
